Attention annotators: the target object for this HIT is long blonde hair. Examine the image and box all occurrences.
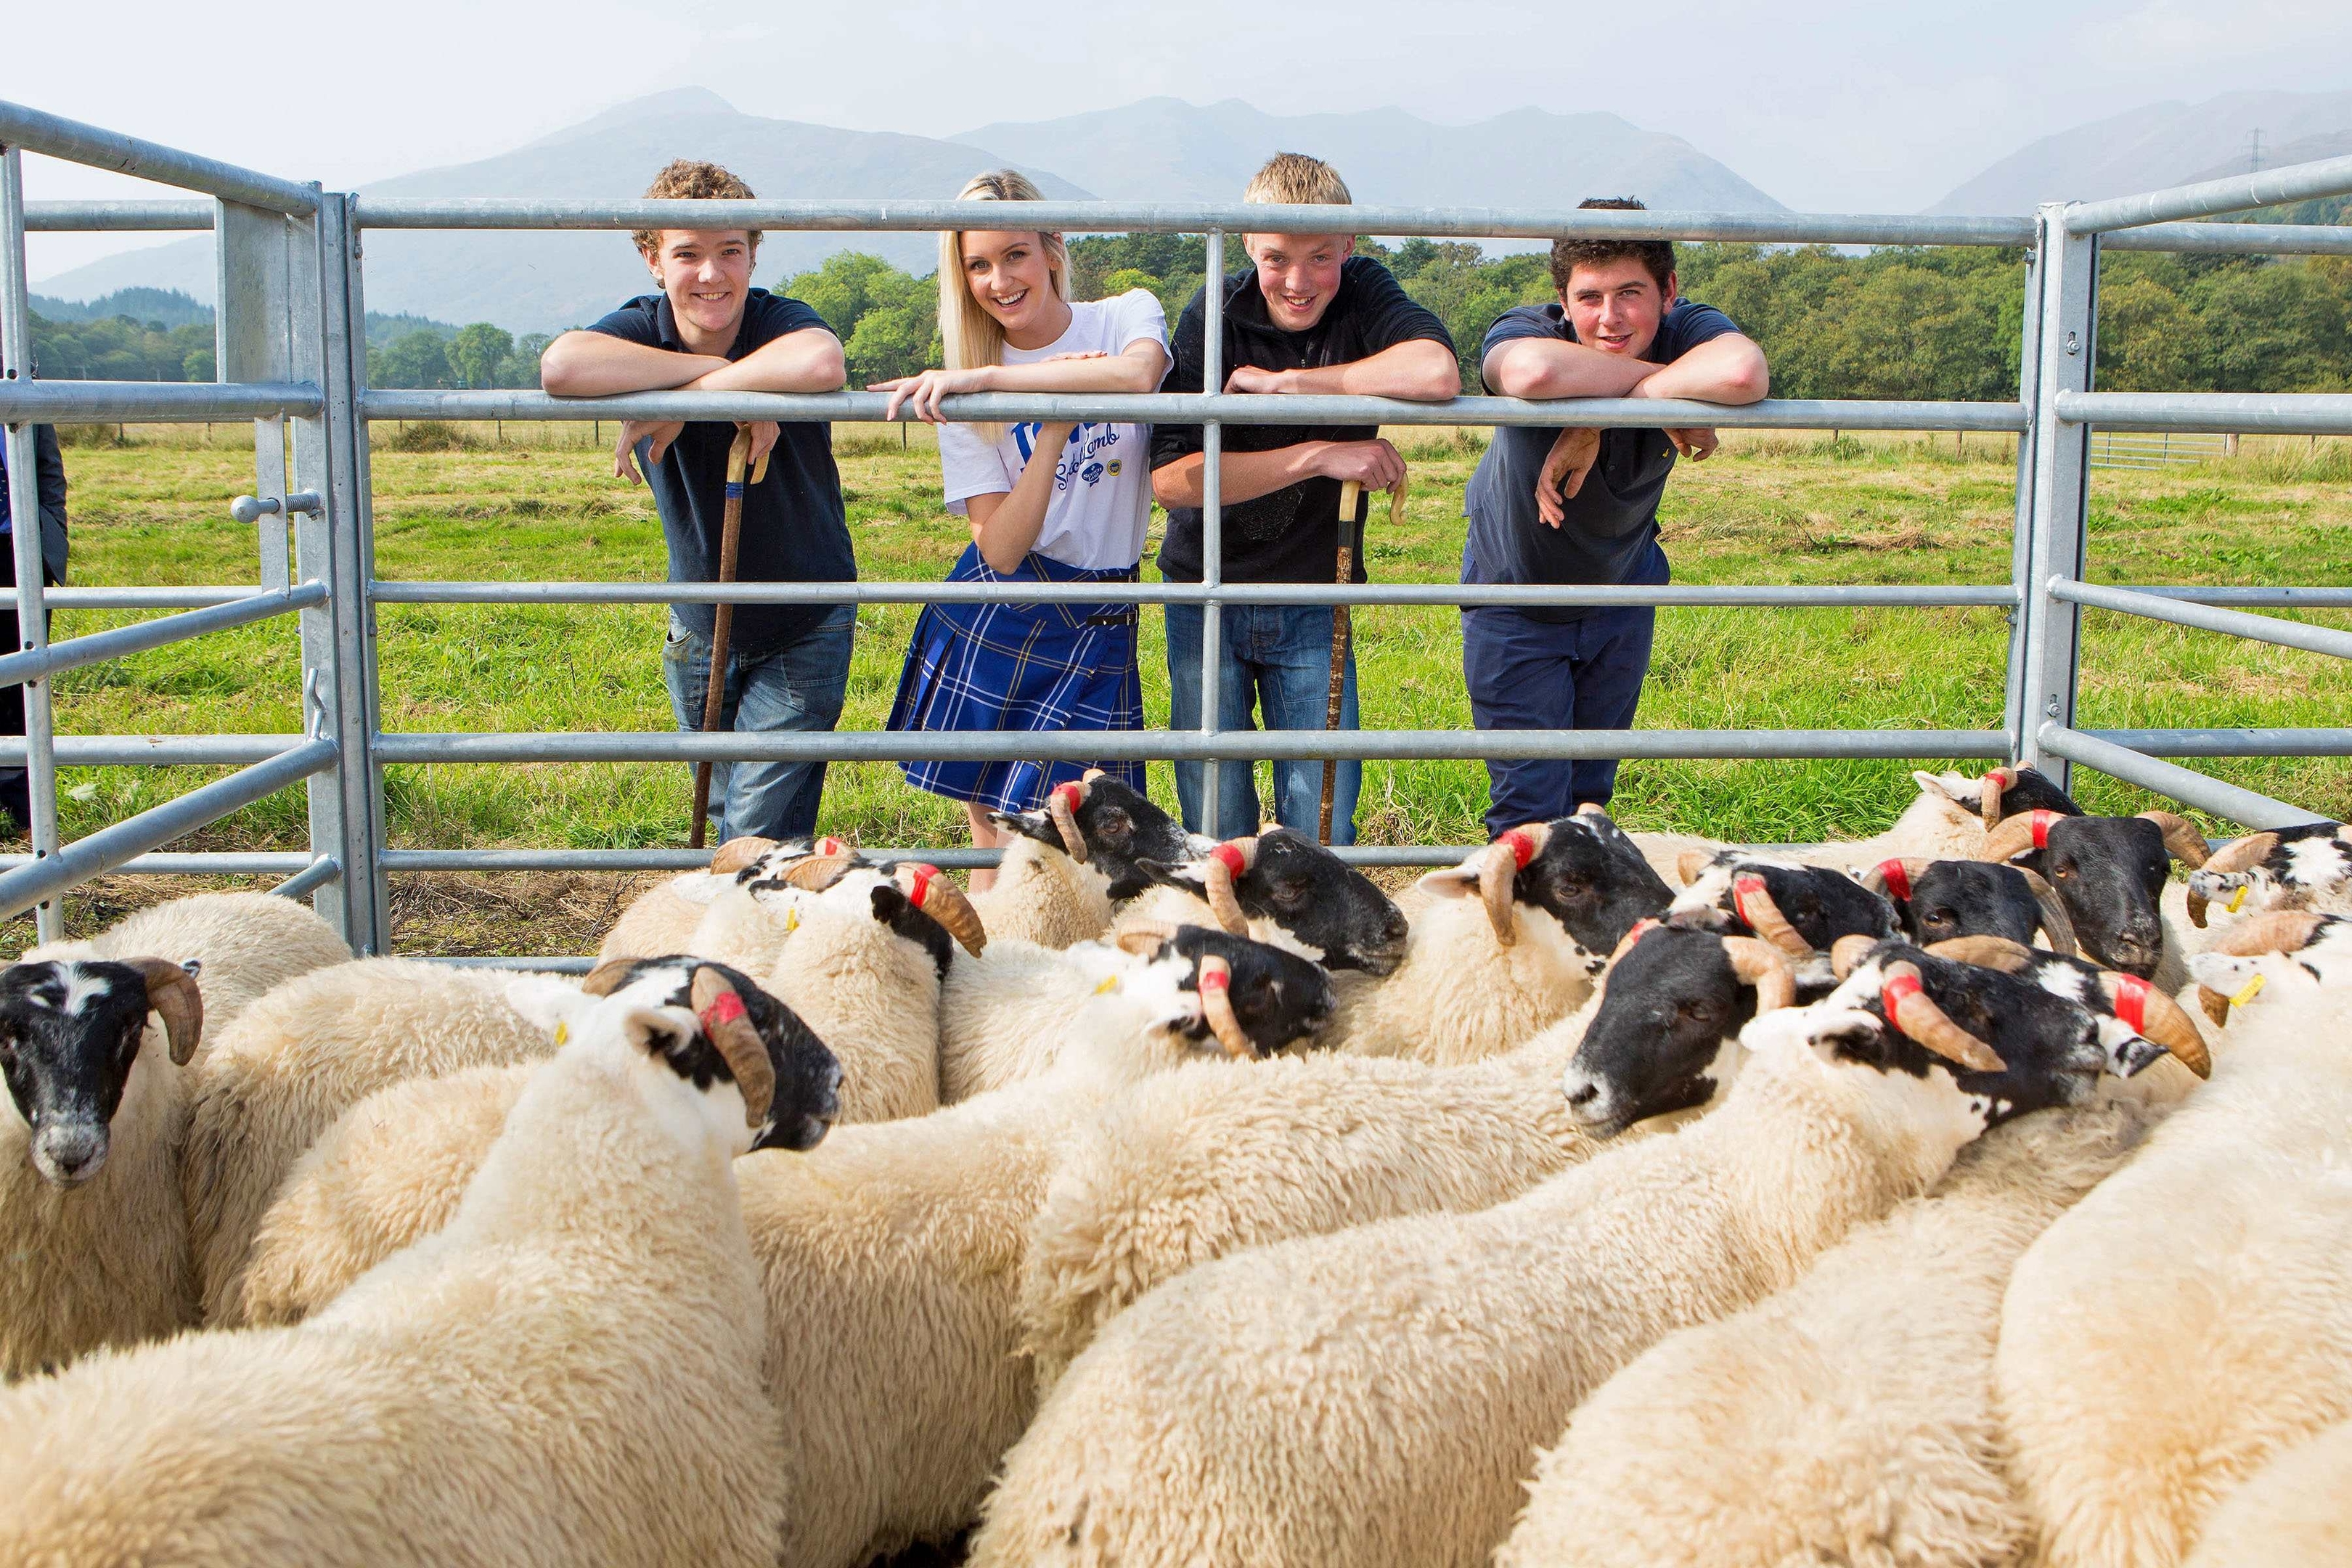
[939,171,1071,443]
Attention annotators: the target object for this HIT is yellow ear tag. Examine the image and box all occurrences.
[553,1021,568,1045]
[2230,973,2267,1008]
[784,907,800,933]
[1094,974,1121,995]
[2226,885,2249,914]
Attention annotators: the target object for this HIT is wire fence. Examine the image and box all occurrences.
[1,97,2347,957]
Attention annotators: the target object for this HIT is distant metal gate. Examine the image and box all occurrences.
[3,98,2350,963]
[2089,430,2230,470]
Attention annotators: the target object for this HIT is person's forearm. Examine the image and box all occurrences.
[687,330,846,395]
[1482,340,1657,401]
[1629,337,1770,405]
[969,423,1077,571]
[973,351,1167,397]
[1151,444,1328,509]
[1266,340,1459,401]
[540,331,726,397]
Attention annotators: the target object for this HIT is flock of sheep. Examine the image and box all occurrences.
[1,764,2349,1567]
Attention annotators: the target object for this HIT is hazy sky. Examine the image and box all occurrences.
[16,0,2352,280]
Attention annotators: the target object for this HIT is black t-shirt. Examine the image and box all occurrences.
[1152,258,1453,584]
[1463,299,1741,623]
[586,289,855,653]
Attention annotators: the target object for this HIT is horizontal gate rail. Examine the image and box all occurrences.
[23,200,214,231]
[0,378,323,422]
[0,735,309,766]
[47,586,282,610]
[2068,152,2352,234]
[2038,725,2331,830]
[0,850,316,874]
[0,739,338,920]
[0,101,317,215]
[2089,728,2352,756]
[372,580,2020,609]
[373,728,2009,766]
[0,582,327,689]
[2051,579,2352,659]
[2057,391,2352,434]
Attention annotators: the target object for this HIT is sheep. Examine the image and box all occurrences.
[23,889,352,1047]
[217,928,1334,1568]
[937,935,1153,1101]
[181,957,589,1323]
[1020,920,1792,1389]
[0,959,838,1568]
[2183,1416,2352,1568]
[2185,817,2352,928]
[595,832,792,963]
[1861,855,2081,953]
[1975,806,2213,989]
[1493,1093,2158,1568]
[1,894,351,1377]
[1997,911,2352,1568]
[1627,767,2012,889]
[970,769,1212,949]
[967,939,2133,1568]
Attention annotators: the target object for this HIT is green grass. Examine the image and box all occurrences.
[15,423,2350,953]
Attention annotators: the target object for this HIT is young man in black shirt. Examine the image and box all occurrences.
[542,160,857,842]
[1151,153,1458,843]
[1461,198,1768,834]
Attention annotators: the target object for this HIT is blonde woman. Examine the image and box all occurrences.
[872,171,1169,885]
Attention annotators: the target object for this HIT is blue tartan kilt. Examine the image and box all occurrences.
[888,544,1147,812]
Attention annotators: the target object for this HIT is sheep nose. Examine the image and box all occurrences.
[33,1124,108,1185]
[1562,1074,1600,1108]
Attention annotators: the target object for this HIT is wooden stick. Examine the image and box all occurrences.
[1318,478,1361,844]
[690,428,765,849]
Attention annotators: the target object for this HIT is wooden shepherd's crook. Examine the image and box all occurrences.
[689,427,770,849]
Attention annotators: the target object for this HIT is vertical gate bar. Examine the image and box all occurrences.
[2015,204,2099,790]
[0,147,60,940]
[2001,243,2042,761]
[1199,226,1225,836]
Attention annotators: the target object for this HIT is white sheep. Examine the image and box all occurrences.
[0,962,828,1567]
[1997,913,2352,1568]
[1,893,350,1377]
[970,769,1214,950]
[2184,818,2352,929]
[1630,767,1997,888]
[210,928,1330,1568]
[1493,1095,2156,1568]
[181,957,583,1323]
[594,833,785,963]
[967,943,2116,1568]
[2183,1415,2352,1567]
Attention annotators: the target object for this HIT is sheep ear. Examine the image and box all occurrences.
[503,975,600,1037]
[1912,769,1968,804]
[1416,865,1481,900]
[618,1006,698,1061]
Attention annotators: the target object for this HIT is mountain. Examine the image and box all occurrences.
[1927,90,2352,215]
[958,98,1784,214]
[30,89,1090,336]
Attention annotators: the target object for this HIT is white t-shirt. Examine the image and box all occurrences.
[936,289,1169,571]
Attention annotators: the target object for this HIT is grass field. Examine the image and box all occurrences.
[12,421,2349,956]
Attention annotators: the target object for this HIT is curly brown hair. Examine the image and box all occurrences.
[1548,197,1672,295]
[632,160,759,256]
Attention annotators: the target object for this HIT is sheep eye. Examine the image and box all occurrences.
[1272,880,1309,907]
[2053,865,2074,880]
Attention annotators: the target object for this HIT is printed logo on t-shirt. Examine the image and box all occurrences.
[1012,421,1124,494]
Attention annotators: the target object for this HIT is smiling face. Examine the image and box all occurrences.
[957,228,1069,348]
[642,229,756,352]
[1561,256,1675,361]
[1244,232,1352,332]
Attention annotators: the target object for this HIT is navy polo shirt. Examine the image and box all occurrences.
[586,289,854,654]
[1462,299,1740,624]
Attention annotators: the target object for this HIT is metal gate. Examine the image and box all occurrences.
[3,98,2349,963]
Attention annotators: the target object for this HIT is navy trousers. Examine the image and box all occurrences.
[1462,603,1656,836]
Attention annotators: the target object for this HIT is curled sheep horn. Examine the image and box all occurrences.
[579,960,638,997]
[1201,838,1259,937]
[1114,918,1182,957]
[1047,780,1090,863]
[689,966,775,1129]
[1479,824,1552,949]
[1976,810,2052,865]
[1978,766,2015,830]
[1859,857,1934,902]
[2186,831,2279,928]
[1675,849,1712,887]
[780,852,862,891]
[2014,868,2081,957]
[2197,911,2328,1026]
[709,836,781,875]
[1730,873,1812,960]
[2138,811,2212,870]
[1720,936,1796,1014]
[894,862,988,957]
[1081,767,1106,783]
[1602,918,1660,976]
[129,957,205,1066]
[2096,970,2211,1080]
[1194,953,1254,1060]
[1879,960,2007,1074]
[1829,933,1880,981]
[1924,934,2038,973]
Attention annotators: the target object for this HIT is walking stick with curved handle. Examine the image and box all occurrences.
[690,427,769,849]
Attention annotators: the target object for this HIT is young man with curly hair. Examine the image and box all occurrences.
[542,160,855,841]
[1462,196,1768,833]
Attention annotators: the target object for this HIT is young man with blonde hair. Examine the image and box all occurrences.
[542,159,856,842]
[1463,196,1768,833]
[1151,152,1458,844]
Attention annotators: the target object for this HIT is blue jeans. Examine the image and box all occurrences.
[1462,604,1656,836]
[1165,603,1359,846]
[661,606,855,843]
